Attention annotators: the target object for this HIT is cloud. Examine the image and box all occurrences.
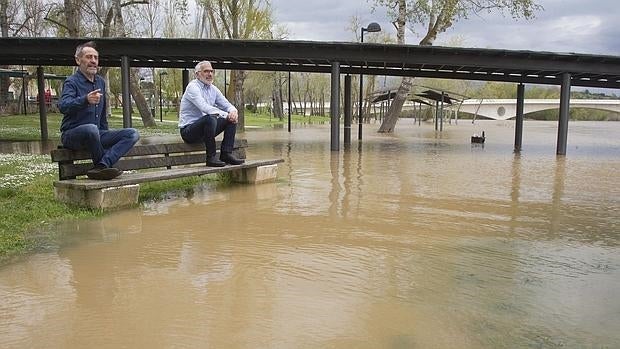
[271,0,620,55]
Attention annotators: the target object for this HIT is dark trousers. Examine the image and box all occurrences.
[61,124,140,167]
[180,114,237,157]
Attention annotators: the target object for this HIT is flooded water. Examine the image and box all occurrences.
[1,120,619,348]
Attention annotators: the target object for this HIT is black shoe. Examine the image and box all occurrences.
[206,155,226,167]
[86,164,123,180]
[220,152,245,165]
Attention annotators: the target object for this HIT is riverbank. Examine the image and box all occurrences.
[0,111,328,264]
[0,152,226,264]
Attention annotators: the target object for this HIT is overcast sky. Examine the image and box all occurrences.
[270,0,620,56]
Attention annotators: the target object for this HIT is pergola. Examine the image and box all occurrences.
[2,37,620,154]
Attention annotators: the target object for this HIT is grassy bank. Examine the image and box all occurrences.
[0,110,328,264]
[0,152,227,264]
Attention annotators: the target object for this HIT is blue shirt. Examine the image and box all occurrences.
[178,79,237,128]
[59,71,108,132]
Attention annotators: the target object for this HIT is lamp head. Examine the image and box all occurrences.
[363,22,382,33]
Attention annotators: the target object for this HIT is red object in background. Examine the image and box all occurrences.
[44,89,52,105]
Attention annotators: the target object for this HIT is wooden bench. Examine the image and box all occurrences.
[50,135,283,210]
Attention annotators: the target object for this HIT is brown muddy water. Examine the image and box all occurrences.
[1,120,619,348]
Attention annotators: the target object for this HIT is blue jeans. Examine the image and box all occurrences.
[180,114,237,157]
[61,124,140,168]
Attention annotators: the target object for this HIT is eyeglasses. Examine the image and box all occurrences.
[199,69,215,74]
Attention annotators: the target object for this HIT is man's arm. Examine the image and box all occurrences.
[58,79,88,115]
[213,85,237,114]
[185,83,227,116]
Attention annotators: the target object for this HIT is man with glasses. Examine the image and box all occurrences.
[178,60,244,167]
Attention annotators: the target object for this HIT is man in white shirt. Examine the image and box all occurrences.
[179,60,244,167]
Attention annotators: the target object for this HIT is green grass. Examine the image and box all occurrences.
[0,109,329,141]
[0,153,224,264]
[0,154,100,263]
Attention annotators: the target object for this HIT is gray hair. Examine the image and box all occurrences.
[194,60,212,73]
[75,41,97,58]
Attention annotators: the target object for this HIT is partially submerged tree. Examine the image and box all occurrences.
[373,0,543,133]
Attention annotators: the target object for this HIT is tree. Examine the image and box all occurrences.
[197,0,274,131]
[373,0,543,133]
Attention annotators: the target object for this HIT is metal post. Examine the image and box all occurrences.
[440,92,445,132]
[556,73,571,155]
[21,70,27,115]
[434,100,439,131]
[36,66,48,141]
[330,62,340,151]
[514,83,525,152]
[344,75,352,146]
[288,71,292,133]
[182,69,190,94]
[159,73,163,122]
[224,69,227,98]
[358,29,365,141]
[121,56,132,128]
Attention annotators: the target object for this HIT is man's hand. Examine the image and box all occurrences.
[87,89,102,105]
[227,109,239,124]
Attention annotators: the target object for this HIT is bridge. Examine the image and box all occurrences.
[458,99,620,120]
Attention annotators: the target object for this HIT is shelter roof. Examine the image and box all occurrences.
[415,90,459,104]
[370,90,397,103]
[410,98,434,106]
[1,37,620,88]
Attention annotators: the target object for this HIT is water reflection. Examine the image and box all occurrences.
[1,121,619,348]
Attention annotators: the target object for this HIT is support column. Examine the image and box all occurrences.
[288,71,292,133]
[330,62,340,151]
[440,92,445,132]
[556,73,571,155]
[182,69,190,93]
[344,75,352,146]
[36,66,48,141]
[514,83,525,152]
[121,56,132,128]
[434,100,439,131]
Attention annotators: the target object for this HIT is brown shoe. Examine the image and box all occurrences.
[86,165,123,180]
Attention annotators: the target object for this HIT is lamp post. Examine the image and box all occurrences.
[159,70,168,122]
[358,22,381,140]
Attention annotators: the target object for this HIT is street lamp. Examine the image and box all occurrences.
[159,70,168,122]
[359,22,381,140]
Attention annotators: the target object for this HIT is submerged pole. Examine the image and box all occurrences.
[556,73,571,155]
[330,62,340,151]
[514,83,525,152]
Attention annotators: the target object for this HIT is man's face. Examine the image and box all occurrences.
[76,47,99,77]
[196,63,215,85]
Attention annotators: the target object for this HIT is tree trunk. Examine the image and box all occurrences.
[130,68,156,127]
[378,0,409,133]
[0,0,10,108]
[229,69,245,131]
[377,76,414,132]
[64,0,80,37]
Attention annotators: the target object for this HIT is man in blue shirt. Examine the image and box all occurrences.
[59,41,139,180]
[179,60,244,167]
